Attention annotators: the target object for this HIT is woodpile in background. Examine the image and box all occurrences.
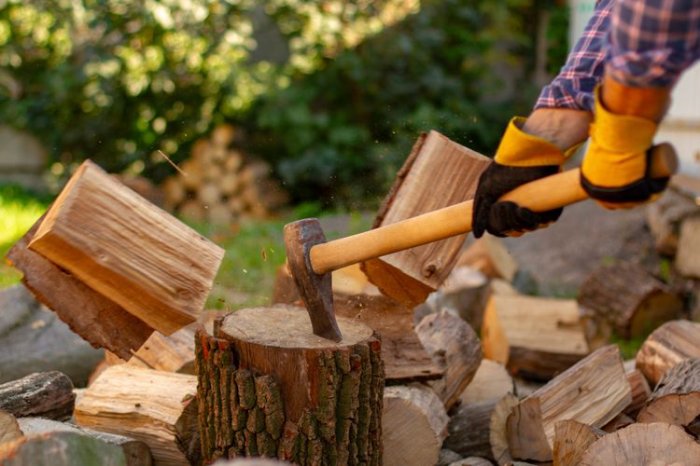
[162,125,288,225]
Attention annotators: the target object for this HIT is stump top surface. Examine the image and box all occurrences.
[220,305,374,348]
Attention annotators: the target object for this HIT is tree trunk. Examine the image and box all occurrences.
[0,372,74,421]
[195,306,383,465]
[636,320,700,385]
[551,420,604,466]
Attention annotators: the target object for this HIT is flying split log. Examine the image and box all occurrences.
[0,372,74,421]
[382,384,448,466]
[551,420,604,466]
[481,294,589,380]
[26,160,225,336]
[0,431,127,466]
[361,130,492,307]
[577,261,683,339]
[6,218,153,361]
[503,345,631,463]
[415,309,482,410]
[579,423,700,465]
[637,358,700,436]
[195,306,383,465]
[635,319,700,385]
[17,417,152,466]
[74,365,200,466]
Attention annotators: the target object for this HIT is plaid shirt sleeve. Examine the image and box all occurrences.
[535,0,613,112]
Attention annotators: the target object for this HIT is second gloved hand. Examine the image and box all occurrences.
[472,117,566,238]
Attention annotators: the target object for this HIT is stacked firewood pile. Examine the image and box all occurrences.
[161,124,288,224]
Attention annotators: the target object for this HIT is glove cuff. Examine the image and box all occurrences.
[494,117,565,167]
[590,86,658,154]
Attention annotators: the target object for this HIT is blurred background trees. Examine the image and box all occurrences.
[0,0,569,207]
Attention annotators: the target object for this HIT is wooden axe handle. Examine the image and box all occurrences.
[310,144,677,275]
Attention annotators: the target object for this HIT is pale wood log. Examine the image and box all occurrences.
[220,173,240,196]
[601,413,634,432]
[362,131,492,306]
[625,369,651,417]
[579,423,700,465]
[506,397,551,463]
[490,279,519,296]
[646,189,699,255]
[197,306,383,465]
[6,218,153,361]
[445,399,498,460]
[481,295,589,380]
[239,160,271,186]
[415,310,482,410]
[224,150,244,173]
[551,420,604,466]
[0,372,74,421]
[197,182,222,205]
[17,417,152,466]
[180,159,204,190]
[127,323,198,374]
[74,365,199,466]
[506,345,630,459]
[227,197,245,215]
[637,358,700,434]
[210,124,237,150]
[459,360,514,406]
[424,266,491,331]
[28,160,225,335]
[271,266,443,382]
[191,139,213,165]
[489,394,519,465]
[383,384,448,466]
[457,235,518,282]
[0,431,126,466]
[161,178,186,210]
[178,200,206,223]
[577,262,683,339]
[636,319,700,385]
[675,215,700,278]
[0,411,21,445]
[208,203,234,225]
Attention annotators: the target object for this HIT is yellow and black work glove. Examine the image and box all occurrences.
[472,117,566,238]
[580,88,670,209]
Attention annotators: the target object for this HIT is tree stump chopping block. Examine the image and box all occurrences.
[195,305,384,465]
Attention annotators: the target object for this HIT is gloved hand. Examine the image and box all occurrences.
[581,86,670,209]
[472,117,566,238]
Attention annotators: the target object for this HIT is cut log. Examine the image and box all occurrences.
[361,130,492,306]
[635,319,700,385]
[675,215,700,278]
[457,235,518,282]
[383,384,448,466]
[0,411,22,445]
[506,397,551,463]
[0,431,126,466]
[28,160,225,335]
[489,393,519,465]
[551,420,604,466]
[646,189,700,255]
[415,310,482,410]
[637,358,700,435]
[74,365,199,466]
[6,218,153,361]
[17,417,152,466]
[481,295,589,380]
[505,345,631,460]
[196,306,383,465]
[0,372,74,421]
[625,369,651,417]
[579,422,700,465]
[577,261,683,339]
[445,399,498,460]
[459,360,514,406]
[124,323,198,374]
[449,458,493,466]
[601,412,634,432]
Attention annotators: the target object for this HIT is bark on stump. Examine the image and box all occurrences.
[195,306,384,465]
[635,319,700,385]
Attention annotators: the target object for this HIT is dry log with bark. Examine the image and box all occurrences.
[383,384,448,466]
[646,189,700,255]
[637,358,700,435]
[415,310,482,410]
[481,294,589,380]
[636,319,700,385]
[0,372,74,421]
[445,399,499,461]
[551,420,604,466]
[0,431,127,466]
[489,393,520,465]
[675,215,700,278]
[74,365,199,466]
[577,261,683,339]
[195,306,383,465]
[361,130,491,306]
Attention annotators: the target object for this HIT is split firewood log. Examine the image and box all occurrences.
[577,261,683,339]
[636,319,700,385]
[0,411,22,444]
[625,369,651,417]
[445,398,499,461]
[426,266,491,331]
[551,420,604,466]
[17,417,152,466]
[646,188,700,255]
[481,294,589,380]
[675,215,700,278]
[415,310,482,410]
[457,235,518,283]
[74,365,199,466]
[579,423,700,465]
[601,413,634,432]
[195,306,383,465]
[637,358,700,436]
[459,359,514,407]
[383,384,448,466]
[0,431,126,466]
[0,372,74,421]
[489,393,519,465]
